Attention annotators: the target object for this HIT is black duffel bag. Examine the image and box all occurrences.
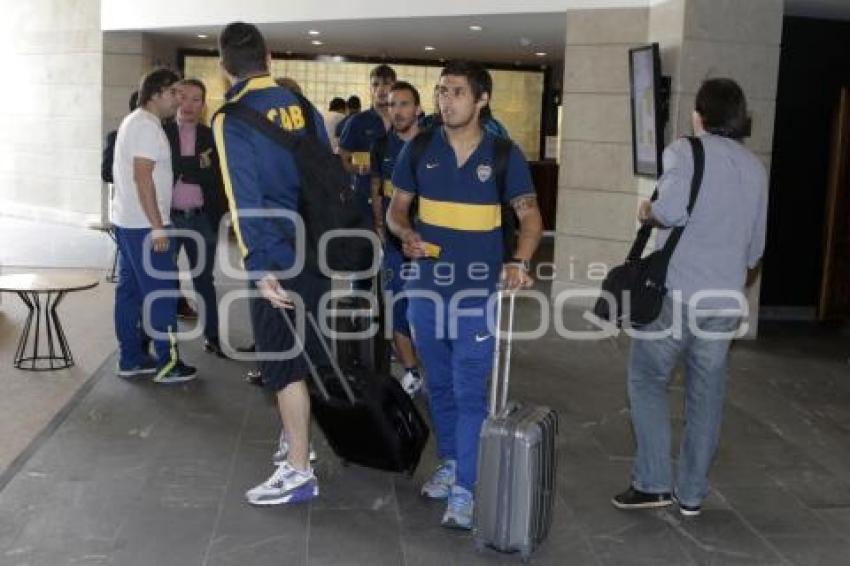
[593,137,704,328]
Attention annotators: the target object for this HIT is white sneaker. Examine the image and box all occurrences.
[401,370,423,397]
[245,462,319,506]
[421,459,456,499]
[273,430,317,465]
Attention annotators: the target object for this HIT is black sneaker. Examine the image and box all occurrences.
[611,487,673,510]
[672,494,702,517]
[679,502,701,517]
[245,370,263,387]
[117,357,157,379]
[154,360,198,384]
[204,338,228,359]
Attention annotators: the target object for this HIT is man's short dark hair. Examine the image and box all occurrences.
[329,97,347,112]
[218,22,268,78]
[179,78,206,101]
[695,78,749,140]
[129,90,139,112]
[138,68,180,107]
[390,81,420,106]
[370,64,396,83]
[347,95,361,111]
[440,60,492,103]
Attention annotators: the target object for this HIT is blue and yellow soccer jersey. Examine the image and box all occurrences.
[339,107,387,195]
[391,128,534,296]
[212,75,329,276]
[370,130,406,249]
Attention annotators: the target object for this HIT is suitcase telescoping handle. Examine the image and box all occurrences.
[488,289,517,417]
[279,308,357,406]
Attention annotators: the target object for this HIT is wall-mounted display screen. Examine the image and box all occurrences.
[629,44,664,177]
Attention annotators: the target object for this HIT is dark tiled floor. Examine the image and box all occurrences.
[1,299,850,565]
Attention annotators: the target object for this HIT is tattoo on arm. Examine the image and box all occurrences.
[511,195,539,215]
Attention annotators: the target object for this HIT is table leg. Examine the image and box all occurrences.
[14,291,74,371]
[13,291,34,368]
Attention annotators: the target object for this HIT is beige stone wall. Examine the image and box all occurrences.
[0,0,103,223]
[554,7,651,296]
[553,0,783,333]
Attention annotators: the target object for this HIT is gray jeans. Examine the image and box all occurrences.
[627,296,741,506]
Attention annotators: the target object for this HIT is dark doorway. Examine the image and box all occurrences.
[818,86,850,320]
[762,17,850,314]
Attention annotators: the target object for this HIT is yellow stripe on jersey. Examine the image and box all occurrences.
[418,196,501,232]
[231,76,277,102]
[351,152,371,168]
[382,179,396,198]
[212,114,249,259]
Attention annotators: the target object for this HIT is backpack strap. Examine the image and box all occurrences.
[408,128,436,187]
[492,136,513,203]
[372,134,389,173]
[292,91,318,138]
[214,102,298,151]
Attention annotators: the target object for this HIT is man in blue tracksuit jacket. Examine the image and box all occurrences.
[212,22,330,507]
[387,61,543,530]
[339,64,395,229]
[369,81,423,397]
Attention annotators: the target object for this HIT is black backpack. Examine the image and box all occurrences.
[214,94,374,274]
[406,128,517,260]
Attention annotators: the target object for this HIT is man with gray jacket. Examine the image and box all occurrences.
[612,78,767,517]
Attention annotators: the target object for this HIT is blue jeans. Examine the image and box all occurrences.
[408,294,495,491]
[113,226,180,369]
[172,212,219,341]
[628,297,740,507]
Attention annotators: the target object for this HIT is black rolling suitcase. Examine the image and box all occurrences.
[474,291,558,562]
[283,311,428,474]
[331,291,389,375]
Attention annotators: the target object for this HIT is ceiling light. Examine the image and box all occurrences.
[469,25,483,31]
[535,52,547,57]
[196,34,208,39]
[424,45,436,51]
[308,30,320,36]
[311,40,324,46]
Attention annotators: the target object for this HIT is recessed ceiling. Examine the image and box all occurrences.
[145,13,566,66]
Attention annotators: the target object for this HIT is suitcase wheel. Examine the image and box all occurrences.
[341,459,350,468]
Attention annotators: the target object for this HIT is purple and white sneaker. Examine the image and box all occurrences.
[245,462,319,506]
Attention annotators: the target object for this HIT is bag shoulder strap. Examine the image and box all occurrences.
[625,136,705,262]
[215,101,298,151]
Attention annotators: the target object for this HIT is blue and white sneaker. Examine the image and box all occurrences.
[272,433,318,466]
[245,462,318,506]
[441,485,474,530]
[420,459,456,499]
[117,357,157,378]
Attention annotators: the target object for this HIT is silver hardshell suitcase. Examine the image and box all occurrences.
[474,291,558,562]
